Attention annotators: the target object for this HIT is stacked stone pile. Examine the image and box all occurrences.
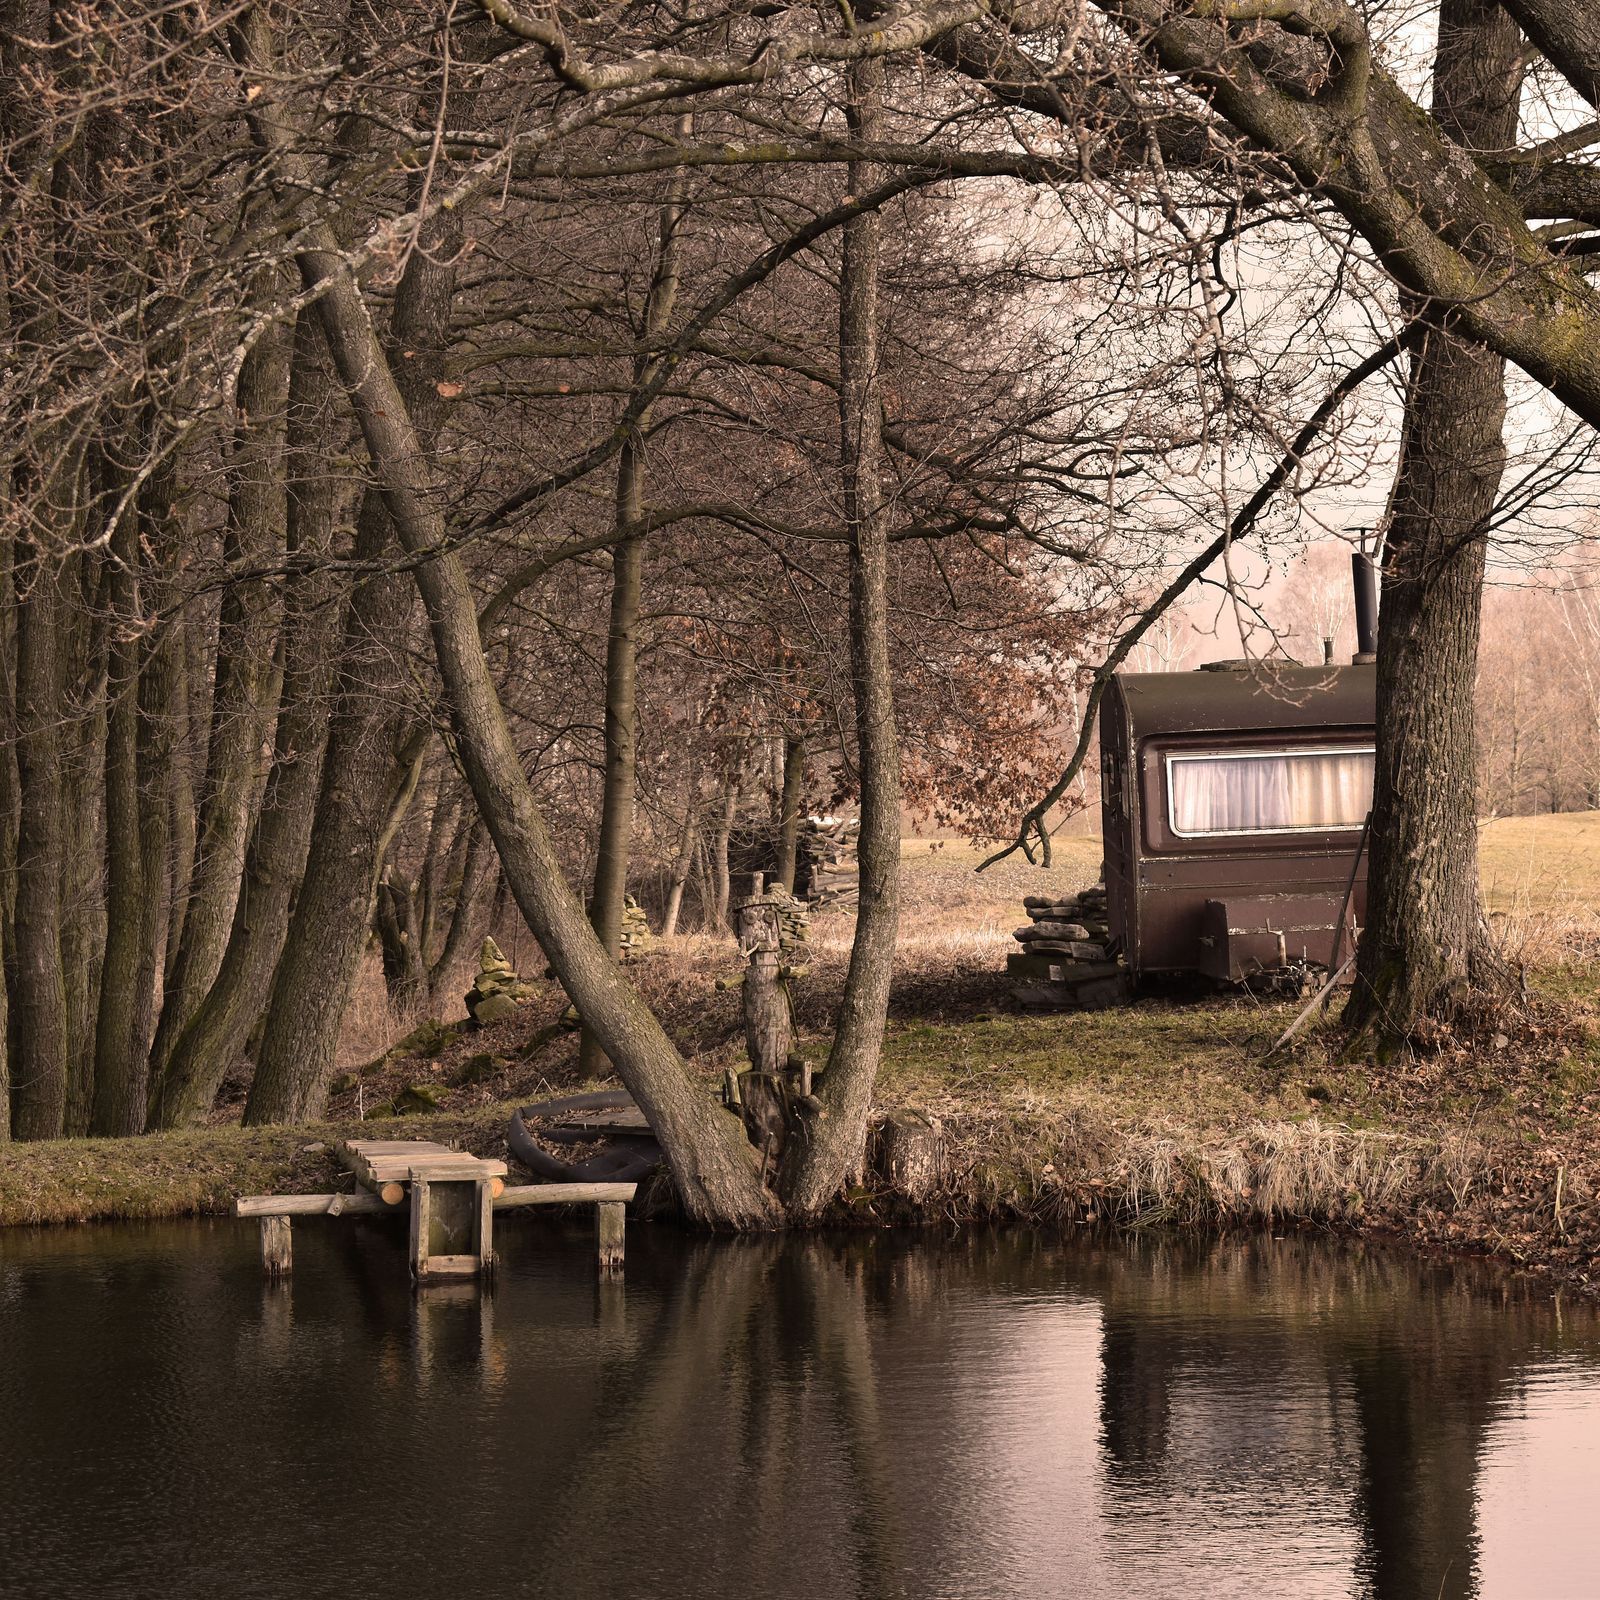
[465,936,533,1025]
[619,895,655,962]
[805,816,860,906]
[1007,884,1116,982]
[770,884,810,951]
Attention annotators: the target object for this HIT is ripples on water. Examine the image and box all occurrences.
[1,1223,1596,1600]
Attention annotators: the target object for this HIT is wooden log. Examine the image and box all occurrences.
[236,1192,392,1217]
[259,1216,293,1278]
[379,1181,405,1206]
[875,1111,945,1204]
[596,1200,626,1274]
[492,1182,637,1208]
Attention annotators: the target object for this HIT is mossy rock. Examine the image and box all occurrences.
[328,1071,359,1097]
[470,992,519,1025]
[392,1018,458,1058]
[453,1052,501,1088]
[395,1082,447,1114]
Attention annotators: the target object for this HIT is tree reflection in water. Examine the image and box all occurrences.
[0,1221,1595,1600]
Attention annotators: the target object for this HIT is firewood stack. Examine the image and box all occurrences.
[1007,883,1128,1009]
[804,816,860,906]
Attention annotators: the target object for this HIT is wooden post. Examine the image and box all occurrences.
[742,948,790,1076]
[259,1215,293,1278]
[409,1177,433,1281]
[474,1177,495,1278]
[596,1201,626,1274]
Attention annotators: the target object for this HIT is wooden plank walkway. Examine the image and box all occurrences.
[236,1139,630,1285]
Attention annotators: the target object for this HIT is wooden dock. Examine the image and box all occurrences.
[235,1138,632,1285]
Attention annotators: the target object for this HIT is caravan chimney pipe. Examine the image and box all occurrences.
[1352,551,1378,663]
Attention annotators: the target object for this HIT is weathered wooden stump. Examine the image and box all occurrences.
[875,1111,945,1204]
[596,1201,626,1274]
[259,1215,293,1279]
[733,873,810,1174]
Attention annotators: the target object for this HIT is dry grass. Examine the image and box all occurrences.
[10,814,1600,1290]
[1481,811,1600,969]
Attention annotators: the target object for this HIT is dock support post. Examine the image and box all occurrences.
[596,1201,625,1275]
[260,1216,293,1279]
[475,1177,495,1278]
[409,1177,433,1282]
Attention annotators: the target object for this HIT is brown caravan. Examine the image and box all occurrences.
[1100,662,1375,990]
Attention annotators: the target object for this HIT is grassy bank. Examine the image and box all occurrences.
[5,815,1600,1294]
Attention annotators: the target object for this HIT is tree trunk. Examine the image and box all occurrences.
[430,813,493,998]
[711,783,736,933]
[661,803,698,937]
[773,733,806,894]
[376,867,428,1008]
[90,467,152,1135]
[1345,0,1523,1047]
[580,122,692,1078]
[148,311,345,1129]
[241,481,416,1125]
[60,547,107,1137]
[243,130,460,1127]
[150,282,289,1078]
[287,212,777,1224]
[9,540,69,1140]
[163,614,198,986]
[784,59,902,1217]
[413,778,460,978]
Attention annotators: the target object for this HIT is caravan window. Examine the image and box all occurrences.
[1166,745,1373,837]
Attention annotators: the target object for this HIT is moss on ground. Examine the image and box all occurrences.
[0,1107,514,1226]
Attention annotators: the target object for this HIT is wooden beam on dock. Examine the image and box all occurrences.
[236,1192,393,1218]
[492,1182,637,1208]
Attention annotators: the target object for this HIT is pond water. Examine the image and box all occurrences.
[2,1221,1597,1600]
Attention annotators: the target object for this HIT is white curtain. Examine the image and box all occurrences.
[1168,748,1373,836]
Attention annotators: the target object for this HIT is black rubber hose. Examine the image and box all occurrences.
[506,1099,664,1185]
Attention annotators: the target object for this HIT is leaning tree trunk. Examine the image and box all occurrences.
[240,12,772,1217]
[289,213,777,1225]
[784,58,902,1217]
[1345,0,1522,1048]
[661,801,698,937]
[580,122,692,1079]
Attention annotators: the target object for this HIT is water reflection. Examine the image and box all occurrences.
[1,1222,1595,1599]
